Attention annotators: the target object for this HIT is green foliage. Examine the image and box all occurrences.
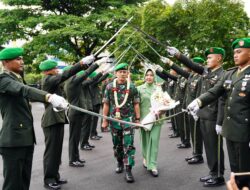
[24,72,42,84]
[114,0,249,69]
[0,0,147,74]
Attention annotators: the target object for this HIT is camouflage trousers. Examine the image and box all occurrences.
[110,127,136,167]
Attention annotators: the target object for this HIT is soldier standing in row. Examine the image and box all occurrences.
[39,55,95,189]
[0,47,68,190]
[166,46,226,186]
[188,37,250,174]
[102,63,140,183]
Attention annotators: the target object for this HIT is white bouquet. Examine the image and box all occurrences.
[141,87,179,131]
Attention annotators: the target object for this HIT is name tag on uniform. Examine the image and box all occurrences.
[223,80,232,90]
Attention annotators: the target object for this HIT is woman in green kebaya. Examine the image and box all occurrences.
[137,68,163,177]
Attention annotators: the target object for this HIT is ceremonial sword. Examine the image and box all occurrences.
[94,16,134,57]
[68,104,144,128]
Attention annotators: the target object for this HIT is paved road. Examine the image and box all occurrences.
[0,103,229,190]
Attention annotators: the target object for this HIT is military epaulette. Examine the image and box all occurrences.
[226,66,238,71]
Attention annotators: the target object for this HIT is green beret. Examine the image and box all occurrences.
[108,73,114,78]
[232,38,250,49]
[39,60,58,71]
[0,47,24,60]
[192,57,205,64]
[114,63,129,71]
[205,47,225,58]
[62,65,72,71]
[89,71,97,78]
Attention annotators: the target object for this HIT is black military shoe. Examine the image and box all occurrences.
[203,176,225,187]
[200,175,213,182]
[115,162,124,173]
[81,144,92,150]
[169,133,179,138]
[87,143,95,148]
[44,182,61,190]
[125,166,135,183]
[185,155,194,161]
[56,179,67,185]
[78,158,86,163]
[188,156,204,164]
[69,161,85,167]
[178,143,191,149]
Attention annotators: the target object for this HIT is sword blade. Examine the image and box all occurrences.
[69,104,143,127]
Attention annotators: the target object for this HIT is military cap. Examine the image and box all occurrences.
[108,73,114,78]
[39,60,58,71]
[205,47,225,58]
[62,65,72,71]
[232,38,250,49]
[114,63,129,71]
[89,71,97,78]
[192,57,205,64]
[0,47,24,60]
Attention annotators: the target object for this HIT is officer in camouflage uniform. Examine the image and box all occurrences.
[102,63,140,183]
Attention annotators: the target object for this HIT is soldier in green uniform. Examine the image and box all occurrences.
[64,63,100,166]
[102,63,140,183]
[166,46,226,187]
[161,57,205,164]
[39,55,95,189]
[188,37,250,173]
[0,47,68,190]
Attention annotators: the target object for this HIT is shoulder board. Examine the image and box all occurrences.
[226,66,238,71]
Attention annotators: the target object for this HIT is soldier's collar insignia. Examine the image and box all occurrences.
[239,40,244,47]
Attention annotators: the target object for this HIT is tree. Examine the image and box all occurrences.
[0,0,147,73]
[115,0,249,69]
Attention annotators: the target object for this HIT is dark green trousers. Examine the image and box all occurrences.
[170,109,178,135]
[90,104,101,137]
[226,139,250,172]
[1,146,34,190]
[189,116,203,155]
[80,114,92,147]
[200,119,224,176]
[69,114,84,162]
[43,124,64,184]
[177,110,190,145]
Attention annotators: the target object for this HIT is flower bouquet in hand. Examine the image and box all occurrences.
[141,87,179,131]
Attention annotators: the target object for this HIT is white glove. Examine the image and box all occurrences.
[48,94,68,110]
[81,54,95,65]
[101,64,112,74]
[154,65,163,72]
[216,125,222,135]
[187,99,200,118]
[166,46,180,57]
[96,57,109,66]
[160,56,173,66]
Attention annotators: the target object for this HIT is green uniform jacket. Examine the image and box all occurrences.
[41,62,86,128]
[0,72,47,147]
[199,66,250,142]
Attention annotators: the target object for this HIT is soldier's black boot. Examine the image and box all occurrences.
[115,161,124,174]
[125,166,134,183]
